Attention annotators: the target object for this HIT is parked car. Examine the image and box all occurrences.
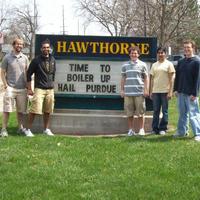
[168,54,184,67]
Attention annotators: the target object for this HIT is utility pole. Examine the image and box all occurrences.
[34,0,37,29]
[32,0,37,59]
[144,0,147,37]
[62,5,65,35]
[78,19,80,35]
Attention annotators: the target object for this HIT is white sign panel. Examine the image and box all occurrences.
[55,60,123,96]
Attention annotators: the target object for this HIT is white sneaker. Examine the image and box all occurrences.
[0,128,8,137]
[127,129,135,136]
[159,130,166,135]
[194,135,200,141]
[138,128,145,136]
[43,129,54,136]
[24,129,34,137]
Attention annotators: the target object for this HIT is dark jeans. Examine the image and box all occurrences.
[152,93,168,133]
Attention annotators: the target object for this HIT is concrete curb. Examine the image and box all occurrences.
[23,109,153,135]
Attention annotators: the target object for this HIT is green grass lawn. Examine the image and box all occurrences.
[1,98,200,200]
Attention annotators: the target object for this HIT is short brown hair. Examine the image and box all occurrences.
[128,46,140,55]
[41,39,50,47]
[183,39,196,48]
[12,38,24,46]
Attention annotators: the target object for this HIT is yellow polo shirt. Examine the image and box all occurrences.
[150,59,175,93]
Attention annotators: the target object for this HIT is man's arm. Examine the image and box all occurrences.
[190,61,200,101]
[1,56,8,89]
[120,76,125,98]
[167,72,175,99]
[1,68,7,89]
[174,62,180,93]
[53,57,56,81]
[149,75,154,99]
[26,59,36,95]
[143,73,149,97]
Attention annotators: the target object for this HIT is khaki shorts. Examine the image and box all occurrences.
[29,88,54,114]
[3,86,28,113]
[124,96,146,117]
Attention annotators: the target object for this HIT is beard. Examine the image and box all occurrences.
[15,47,22,53]
[42,51,50,57]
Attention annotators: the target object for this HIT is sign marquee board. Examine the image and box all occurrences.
[56,60,122,95]
[35,34,157,110]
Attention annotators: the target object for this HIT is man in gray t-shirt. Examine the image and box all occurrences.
[0,38,30,137]
[121,46,149,136]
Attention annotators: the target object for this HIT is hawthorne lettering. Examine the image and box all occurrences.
[57,41,150,55]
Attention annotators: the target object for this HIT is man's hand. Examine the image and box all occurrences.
[27,89,34,96]
[120,90,125,98]
[190,95,196,101]
[4,84,7,90]
[144,90,149,98]
[173,91,178,97]
[149,92,153,99]
[167,92,173,100]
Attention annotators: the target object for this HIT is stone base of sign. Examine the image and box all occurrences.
[23,109,153,135]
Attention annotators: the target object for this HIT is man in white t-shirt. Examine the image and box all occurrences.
[150,47,175,135]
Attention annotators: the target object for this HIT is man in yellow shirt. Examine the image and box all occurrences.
[150,47,175,135]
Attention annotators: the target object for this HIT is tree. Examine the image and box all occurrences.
[75,0,140,36]
[0,0,14,58]
[7,0,39,59]
[0,0,12,32]
[75,0,200,52]
[139,0,200,51]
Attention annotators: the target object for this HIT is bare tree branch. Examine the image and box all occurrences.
[75,0,200,52]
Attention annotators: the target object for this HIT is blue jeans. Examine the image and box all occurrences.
[152,93,168,133]
[177,93,200,136]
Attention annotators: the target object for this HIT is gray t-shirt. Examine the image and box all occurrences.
[121,59,148,96]
[1,52,29,89]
